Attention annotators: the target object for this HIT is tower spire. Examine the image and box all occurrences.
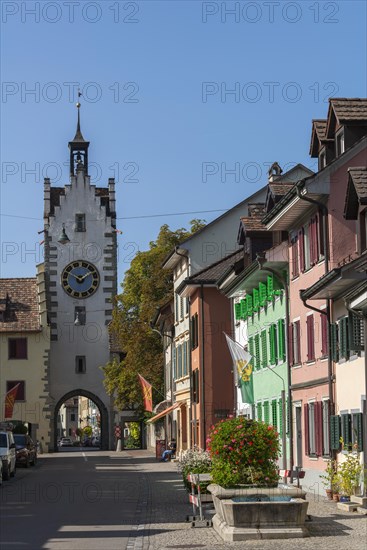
[68,94,90,177]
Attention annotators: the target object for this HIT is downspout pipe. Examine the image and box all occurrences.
[256,255,292,476]
[200,283,206,449]
[296,184,335,422]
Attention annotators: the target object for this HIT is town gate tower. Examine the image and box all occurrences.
[44,105,117,450]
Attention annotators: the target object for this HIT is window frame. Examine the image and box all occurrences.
[75,213,86,232]
[8,338,28,360]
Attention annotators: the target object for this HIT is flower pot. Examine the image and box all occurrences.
[332,493,340,502]
[325,489,333,500]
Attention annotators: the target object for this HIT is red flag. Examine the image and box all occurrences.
[138,374,153,412]
[4,383,20,419]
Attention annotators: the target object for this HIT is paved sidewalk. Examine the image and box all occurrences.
[125,449,367,550]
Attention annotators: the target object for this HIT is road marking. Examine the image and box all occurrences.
[82,452,88,462]
[58,525,130,532]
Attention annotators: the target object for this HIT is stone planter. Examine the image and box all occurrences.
[208,484,309,541]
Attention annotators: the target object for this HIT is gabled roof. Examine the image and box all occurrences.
[177,249,244,296]
[264,164,314,214]
[344,167,367,219]
[0,279,41,332]
[162,186,267,269]
[239,204,266,233]
[326,98,367,139]
[309,119,329,157]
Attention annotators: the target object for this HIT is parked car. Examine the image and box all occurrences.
[0,431,16,480]
[14,434,37,467]
[59,437,73,447]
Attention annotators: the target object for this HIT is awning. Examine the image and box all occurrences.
[147,402,183,423]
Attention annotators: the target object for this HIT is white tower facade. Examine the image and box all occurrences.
[44,106,117,450]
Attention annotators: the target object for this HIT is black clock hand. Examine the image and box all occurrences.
[68,272,84,283]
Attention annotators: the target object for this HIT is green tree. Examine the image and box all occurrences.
[102,221,205,412]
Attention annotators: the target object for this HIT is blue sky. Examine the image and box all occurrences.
[1,0,366,282]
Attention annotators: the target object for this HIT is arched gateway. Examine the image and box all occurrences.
[43,104,118,451]
[54,390,109,451]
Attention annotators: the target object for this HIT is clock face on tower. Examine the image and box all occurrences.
[61,260,100,298]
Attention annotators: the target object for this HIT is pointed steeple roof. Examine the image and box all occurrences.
[70,101,88,143]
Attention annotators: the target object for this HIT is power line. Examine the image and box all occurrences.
[0,208,227,223]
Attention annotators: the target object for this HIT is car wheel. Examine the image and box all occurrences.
[2,463,10,481]
[10,464,16,477]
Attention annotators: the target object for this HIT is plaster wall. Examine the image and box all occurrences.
[46,169,116,448]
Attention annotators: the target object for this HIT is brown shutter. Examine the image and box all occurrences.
[315,401,323,456]
[288,323,294,367]
[307,315,315,361]
[304,403,310,456]
[299,228,305,272]
[321,314,328,356]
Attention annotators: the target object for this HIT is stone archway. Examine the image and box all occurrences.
[53,389,109,451]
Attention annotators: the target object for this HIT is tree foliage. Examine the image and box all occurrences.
[102,221,205,412]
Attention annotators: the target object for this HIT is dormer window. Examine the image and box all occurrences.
[336,129,345,157]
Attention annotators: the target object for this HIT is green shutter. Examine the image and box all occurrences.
[267,275,274,301]
[249,337,254,359]
[277,319,286,362]
[173,347,177,380]
[256,402,262,421]
[263,401,270,424]
[259,282,267,306]
[247,294,253,316]
[183,341,187,376]
[261,330,267,368]
[272,399,277,428]
[342,413,352,448]
[278,398,283,436]
[253,289,259,312]
[269,325,277,365]
[339,317,349,359]
[254,334,260,369]
[235,302,241,320]
[330,323,338,362]
[240,299,247,319]
[349,313,364,352]
[330,415,341,450]
[352,413,364,452]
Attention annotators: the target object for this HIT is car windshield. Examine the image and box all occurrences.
[0,433,7,447]
[14,435,26,446]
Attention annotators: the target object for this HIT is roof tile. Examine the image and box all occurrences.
[0,279,41,332]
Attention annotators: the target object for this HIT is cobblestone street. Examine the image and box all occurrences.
[127,450,367,550]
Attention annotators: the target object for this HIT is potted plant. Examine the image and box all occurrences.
[177,447,212,497]
[338,453,363,501]
[320,459,338,500]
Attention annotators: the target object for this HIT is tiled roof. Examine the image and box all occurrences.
[268,182,294,197]
[313,119,327,140]
[348,167,367,199]
[330,98,367,122]
[0,279,41,332]
[240,203,266,232]
[186,249,244,283]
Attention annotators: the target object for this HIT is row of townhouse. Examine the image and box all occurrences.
[149,98,367,495]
